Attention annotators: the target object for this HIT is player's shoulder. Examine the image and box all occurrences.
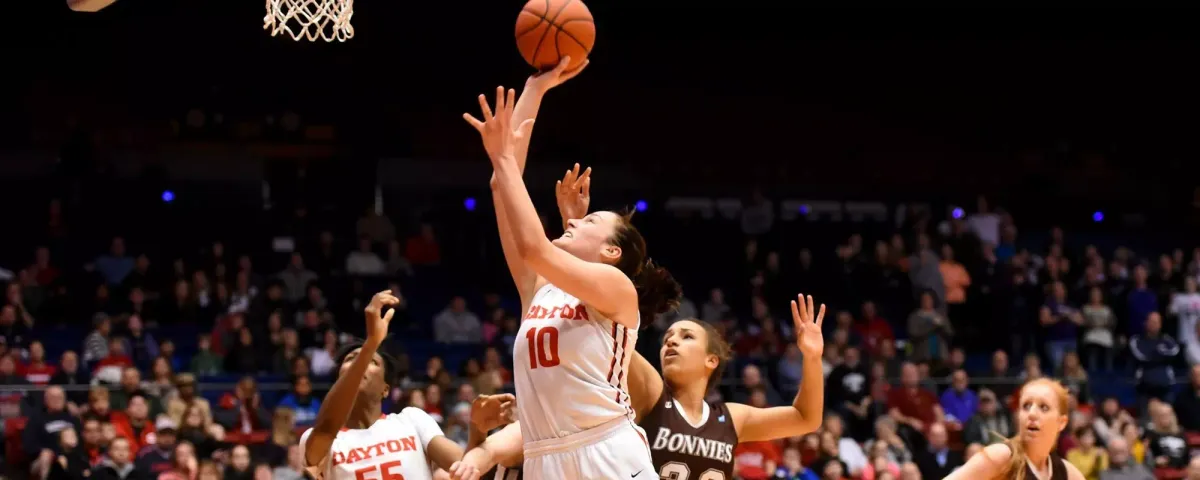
[391,407,435,423]
[979,442,1014,464]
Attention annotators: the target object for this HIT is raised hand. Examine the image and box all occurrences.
[463,87,534,164]
[470,393,517,433]
[556,163,591,224]
[525,55,590,93]
[790,294,826,358]
[364,290,400,345]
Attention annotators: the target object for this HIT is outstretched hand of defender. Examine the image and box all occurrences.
[364,290,400,345]
[526,56,590,93]
[464,87,533,164]
[556,163,592,222]
[791,294,826,358]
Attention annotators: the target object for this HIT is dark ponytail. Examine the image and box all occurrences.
[609,210,682,326]
[632,258,682,323]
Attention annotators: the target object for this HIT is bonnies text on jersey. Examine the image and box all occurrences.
[331,436,419,466]
[524,304,590,321]
[651,427,735,463]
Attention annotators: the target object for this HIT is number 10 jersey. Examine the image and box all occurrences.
[513,283,639,443]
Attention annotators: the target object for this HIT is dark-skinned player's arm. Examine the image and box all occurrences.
[301,290,399,469]
[490,58,589,308]
[727,294,826,441]
[627,350,665,423]
[467,87,639,330]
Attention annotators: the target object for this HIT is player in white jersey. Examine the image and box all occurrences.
[461,60,681,479]
[300,290,468,480]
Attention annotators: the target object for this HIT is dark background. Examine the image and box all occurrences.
[2,4,1199,228]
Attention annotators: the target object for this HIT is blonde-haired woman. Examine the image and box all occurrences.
[945,378,1087,480]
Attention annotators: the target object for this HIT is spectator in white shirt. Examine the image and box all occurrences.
[345,236,386,276]
[966,196,1001,247]
[824,412,869,477]
[1170,276,1200,365]
[433,297,482,344]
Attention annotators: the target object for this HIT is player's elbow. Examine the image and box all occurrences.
[794,415,822,436]
[515,236,550,264]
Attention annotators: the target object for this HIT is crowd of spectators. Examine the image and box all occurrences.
[1,192,1200,480]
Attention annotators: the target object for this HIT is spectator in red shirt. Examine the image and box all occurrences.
[404,223,441,266]
[735,439,783,480]
[887,362,944,434]
[19,340,57,385]
[29,246,60,286]
[855,301,895,357]
[111,392,156,452]
[94,337,133,382]
[80,416,106,466]
[215,376,270,435]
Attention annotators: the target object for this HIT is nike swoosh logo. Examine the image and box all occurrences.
[632,470,643,478]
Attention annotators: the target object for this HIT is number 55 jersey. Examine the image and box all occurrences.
[298,408,444,480]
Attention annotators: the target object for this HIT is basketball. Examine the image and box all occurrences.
[515,0,595,71]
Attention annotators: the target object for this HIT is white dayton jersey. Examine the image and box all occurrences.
[298,408,444,480]
[514,283,639,442]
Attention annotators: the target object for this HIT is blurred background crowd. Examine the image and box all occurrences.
[4,187,1200,480]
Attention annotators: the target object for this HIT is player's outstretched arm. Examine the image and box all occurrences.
[627,350,664,423]
[67,0,118,11]
[466,88,638,329]
[301,291,398,468]
[491,58,588,307]
[727,294,826,442]
[449,423,525,480]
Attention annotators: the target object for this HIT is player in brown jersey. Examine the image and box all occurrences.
[630,295,826,480]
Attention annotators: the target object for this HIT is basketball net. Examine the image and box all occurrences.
[264,0,354,42]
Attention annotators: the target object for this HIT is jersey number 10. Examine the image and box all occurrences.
[525,326,561,369]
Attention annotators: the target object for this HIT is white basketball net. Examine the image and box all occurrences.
[264,0,354,42]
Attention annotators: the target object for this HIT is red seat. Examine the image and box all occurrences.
[1185,431,1200,447]
[1153,468,1186,480]
[5,417,28,466]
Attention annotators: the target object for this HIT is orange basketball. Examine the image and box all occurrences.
[514,0,595,71]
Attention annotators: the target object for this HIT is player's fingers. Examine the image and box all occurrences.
[806,295,815,322]
[463,113,484,132]
[816,304,827,327]
[476,94,493,122]
[572,166,590,190]
[790,299,801,326]
[505,87,517,117]
[494,393,516,403]
[382,309,395,323]
[561,58,589,81]
[581,176,591,197]
[494,86,505,115]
